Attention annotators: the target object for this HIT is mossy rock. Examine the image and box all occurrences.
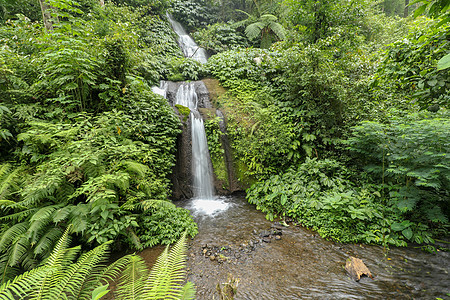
[175,104,190,122]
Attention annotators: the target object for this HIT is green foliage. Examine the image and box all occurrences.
[137,206,198,248]
[347,111,450,226]
[204,116,227,186]
[247,158,440,246]
[0,228,195,300]
[235,11,286,48]
[0,226,115,300]
[167,57,205,81]
[171,0,217,30]
[374,23,450,109]
[193,22,249,54]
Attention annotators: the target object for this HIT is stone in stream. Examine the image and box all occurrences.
[345,256,374,282]
[262,237,271,243]
[260,230,271,237]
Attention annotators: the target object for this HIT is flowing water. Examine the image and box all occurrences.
[169,195,449,299]
[166,14,208,63]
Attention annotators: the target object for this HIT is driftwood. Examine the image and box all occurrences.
[345,256,374,282]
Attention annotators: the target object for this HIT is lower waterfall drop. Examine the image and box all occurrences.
[174,83,229,215]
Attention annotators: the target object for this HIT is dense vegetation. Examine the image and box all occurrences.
[0,0,448,297]
[0,0,199,286]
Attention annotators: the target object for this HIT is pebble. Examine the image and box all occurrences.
[210,255,216,261]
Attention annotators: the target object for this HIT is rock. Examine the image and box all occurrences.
[345,256,374,282]
[275,235,281,240]
[210,255,216,261]
[262,237,271,243]
[203,249,208,255]
[249,241,254,247]
[272,222,284,230]
[260,230,271,237]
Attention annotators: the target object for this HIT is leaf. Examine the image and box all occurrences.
[402,228,413,240]
[437,53,450,70]
[413,4,427,18]
[91,284,110,300]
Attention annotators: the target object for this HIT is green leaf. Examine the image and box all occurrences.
[402,228,413,240]
[91,284,110,300]
[437,53,450,70]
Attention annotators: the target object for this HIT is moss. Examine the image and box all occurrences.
[211,153,228,190]
[175,104,190,122]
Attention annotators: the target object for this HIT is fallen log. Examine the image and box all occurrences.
[345,256,374,282]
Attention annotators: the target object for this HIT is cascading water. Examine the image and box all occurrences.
[151,15,228,214]
[166,14,208,63]
[174,83,214,200]
[151,81,168,98]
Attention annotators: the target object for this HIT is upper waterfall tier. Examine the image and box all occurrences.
[167,14,208,64]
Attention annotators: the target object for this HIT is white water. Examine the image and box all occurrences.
[175,84,215,201]
[151,81,168,98]
[167,14,208,64]
[154,17,228,215]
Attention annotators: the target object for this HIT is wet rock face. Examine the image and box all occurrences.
[165,81,212,109]
[169,80,212,200]
[170,80,240,199]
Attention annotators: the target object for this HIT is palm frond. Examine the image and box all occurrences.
[143,232,190,299]
[115,254,148,300]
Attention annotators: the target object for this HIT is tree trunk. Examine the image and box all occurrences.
[404,0,409,17]
[38,0,53,31]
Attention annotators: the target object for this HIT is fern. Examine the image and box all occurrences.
[143,232,194,300]
[115,255,148,300]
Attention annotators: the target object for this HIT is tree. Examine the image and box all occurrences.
[38,0,53,31]
[237,11,286,48]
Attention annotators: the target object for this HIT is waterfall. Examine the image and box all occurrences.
[175,83,214,199]
[166,14,208,64]
[151,81,168,98]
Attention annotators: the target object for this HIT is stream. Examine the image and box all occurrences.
[141,194,449,299]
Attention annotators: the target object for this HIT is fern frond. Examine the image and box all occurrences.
[139,199,176,211]
[143,232,188,299]
[121,161,149,179]
[51,241,111,300]
[0,164,23,201]
[0,222,28,253]
[8,237,30,267]
[179,282,195,300]
[260,14,278,23]
[0,266,50,300]
[17,170,65,208]
[269,22,286,40]
[245,22,265,40]
[28,204,64,245]
[115,254,148,300]
[33,227,64,257]
[0,209,36,223]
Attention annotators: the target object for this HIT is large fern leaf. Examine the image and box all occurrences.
[143,232,193,300]
[114,254,148,300]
